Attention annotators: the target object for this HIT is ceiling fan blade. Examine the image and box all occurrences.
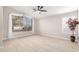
[37,6,43,10]
[37,6,40,10]
[39,10,47,12]
[40,6,43,9]
[33,6,47,13]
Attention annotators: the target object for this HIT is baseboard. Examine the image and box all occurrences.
[3,33,35,40]
[39,33,69,41]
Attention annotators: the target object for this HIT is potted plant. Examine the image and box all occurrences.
[67,18,79,42]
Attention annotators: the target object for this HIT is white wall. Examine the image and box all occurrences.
[3,7,34,39]
[0,6,3,47]
[3,6,78,41]
[38,10,78,40]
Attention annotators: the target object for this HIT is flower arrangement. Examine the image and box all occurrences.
[66,18,79,42]
[67,18,79,35]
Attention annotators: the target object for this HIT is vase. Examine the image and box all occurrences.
[70,36,75,42]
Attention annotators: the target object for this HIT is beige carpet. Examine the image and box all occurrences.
[0,35,79,52]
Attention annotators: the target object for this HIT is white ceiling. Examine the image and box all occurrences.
[9,6,78,18]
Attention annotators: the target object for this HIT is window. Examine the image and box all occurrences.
[62,17,71,34]
[8,13,32,38]
[11,14,32,32]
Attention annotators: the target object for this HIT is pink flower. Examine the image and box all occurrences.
[67,18,79,31]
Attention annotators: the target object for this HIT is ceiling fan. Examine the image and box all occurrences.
[33,6,47,14]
